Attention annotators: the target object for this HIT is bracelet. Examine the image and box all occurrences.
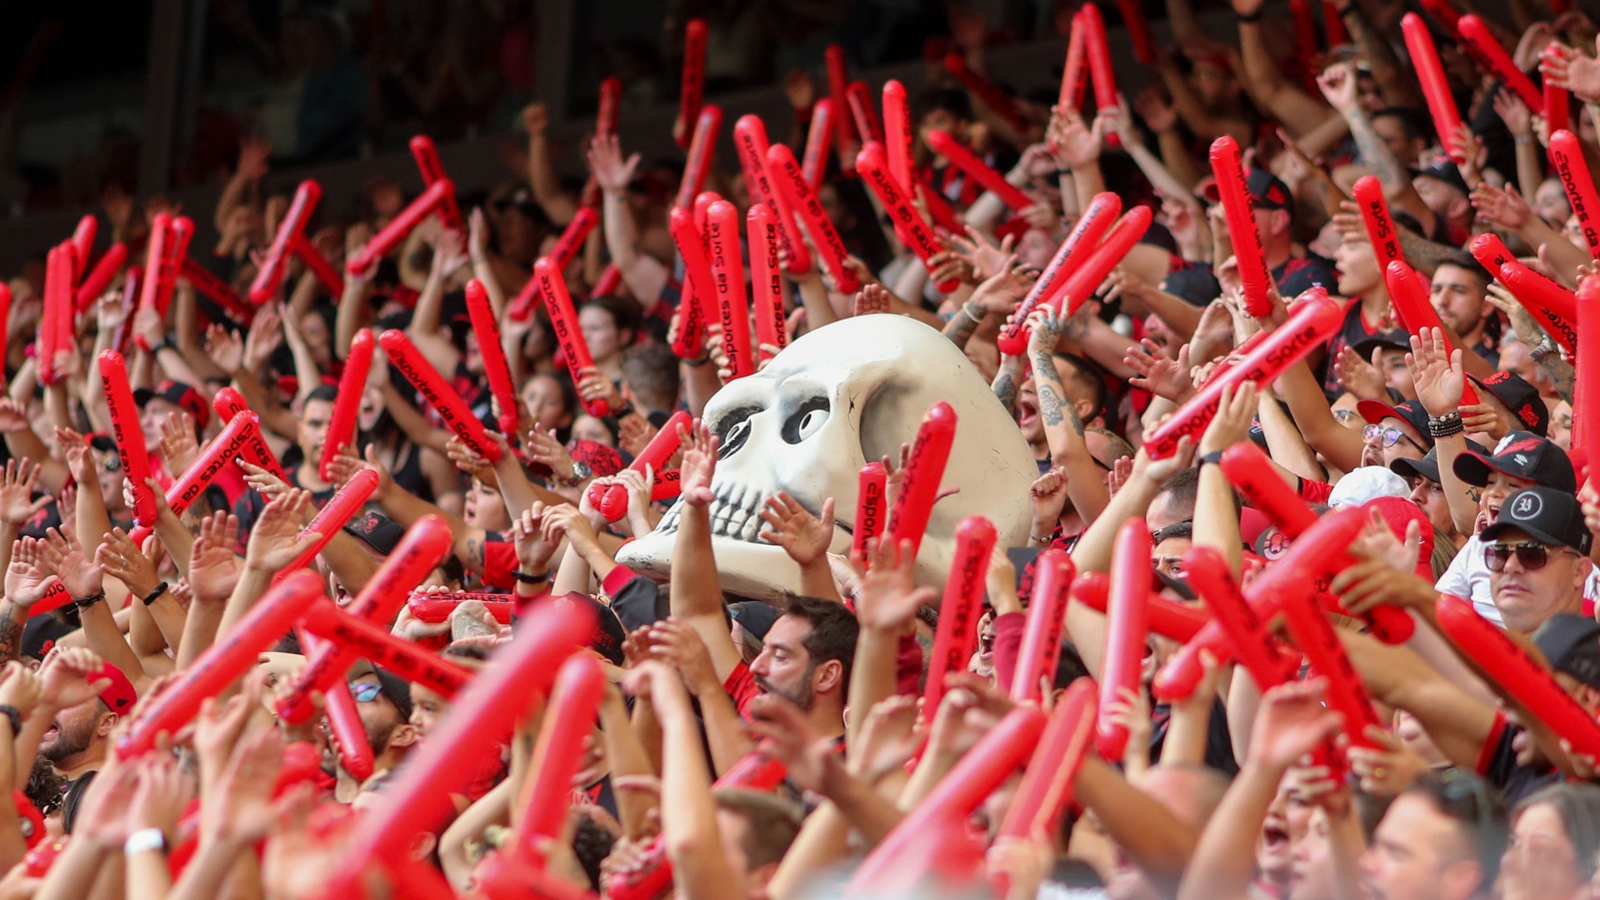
[613,400,637,420]
[124,827,167,857]
[1029,533,1054,544]
[142,582,169,606]
[73,590,106,610]
[0,705,20,736]
[513,569,549,585]
[962,302,985,324]
[1428,411,1464,438]
[1198,450,1224,466]
[1055,167,1073,178]
[1237,9,1264,22]
[1515,135,1534,145]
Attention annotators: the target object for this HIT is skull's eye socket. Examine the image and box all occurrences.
[782,396,830,444]
[715,405,761,458]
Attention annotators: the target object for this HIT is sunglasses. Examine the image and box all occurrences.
[1362,424,1419,449]
[351,682,383,703]
[1484,541,1572,572]
[1436,766,1495,841]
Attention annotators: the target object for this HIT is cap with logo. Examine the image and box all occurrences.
[1391,439,1489,484]
[1356,397,1433,448]
[344,511,405,556]
[1467,371,1548,436]
[96,664,138,715]
[1480,486,1593,554]
[1533,614,1600,691]
[133,381,210,429]
[1203,169,1293,212]
[1453,432,1575,492]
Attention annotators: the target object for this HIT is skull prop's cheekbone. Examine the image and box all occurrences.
[616,315,1038,600]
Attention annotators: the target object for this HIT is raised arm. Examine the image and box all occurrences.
[669,422,742,683]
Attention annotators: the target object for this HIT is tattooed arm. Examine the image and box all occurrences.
[1029,312,1111,523]
[992,354,1025,415]
[1530,339,1575,405]
[941,301,988,350]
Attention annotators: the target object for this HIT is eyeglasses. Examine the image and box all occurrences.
[1362,424,1418,449]
[1484,541,1572,572]
[351,682,383,703]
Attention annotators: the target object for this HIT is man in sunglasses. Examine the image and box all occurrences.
[340,666,418,798]
[1476,486,1595,636]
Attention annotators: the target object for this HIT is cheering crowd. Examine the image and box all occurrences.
[2,0,1600,898]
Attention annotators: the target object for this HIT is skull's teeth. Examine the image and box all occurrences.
[650,488,773,544]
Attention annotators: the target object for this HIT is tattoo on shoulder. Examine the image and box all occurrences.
[0,604,20,662]
[466,536,484,569]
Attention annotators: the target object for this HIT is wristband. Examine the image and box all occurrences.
[0,705,20,735]
[142,582,169,607]
[124,828,166,856]
[614,400,637,420]
[1029,534,1053,544]
[962,303,985,324]
[1428,411,1464,438]
[73,590,106,610]
[513,570,548,585]
[1237,9,1264,22]
[1198,450,1224,466]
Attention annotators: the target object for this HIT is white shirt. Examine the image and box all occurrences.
[1436,534,1600,625]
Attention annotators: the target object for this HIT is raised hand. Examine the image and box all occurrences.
[509,504,560,573]
[588,134,641,195]
[645,618,721,696]
[1029,466,1070,534]
[204,324,245,374]
[45,528,103,601]
[127,755,195,842]
[852,284,894,317]
[1246,679,1344,771]
[852,537,936,633]
[0,460,49,528]
[4,538,59,609]
[757,493,835,567]
[1406,327,1464,416]
[1124,341,1193,402]
[0,662,44,721]
[156,412,200,476]
[678,421,718,506]
[39,646,110,712]
[747,692,836,794]
[1333,347,1388,401]
[98,528,162,601]
[244,491,320,572]
[1348,724,1429,796]
[188,512,243,605]
[523,428,577,484]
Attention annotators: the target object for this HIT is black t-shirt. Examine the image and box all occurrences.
[1275,254,1338,298]
[1149,697,1240,777]
[1321,300,1389,396]
[1480,714,1562,807]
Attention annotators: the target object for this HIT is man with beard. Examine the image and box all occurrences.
[38,661,134,782]
[342,665,418,797]
[747,595,857,746]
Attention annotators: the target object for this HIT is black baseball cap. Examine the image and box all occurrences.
[1480,486,1592,554]
[1356,397,1433,448]
[1351,329,1411,359]
[1391,440,1488,483]
[1411,150,1471,196]
[1532,614,1600,691]
[1453,432,1576,492]
[133,380,210,429]
[1204,169,1293,211]
[730,601,781,643]
[1468,371,1549,436]
[344,511,404,556]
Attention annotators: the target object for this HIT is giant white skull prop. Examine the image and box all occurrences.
[616,315,1037,600]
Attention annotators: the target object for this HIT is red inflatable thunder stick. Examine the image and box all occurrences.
[37,243,72,386]
[733,116,812,276]
[277,515,453,723]
[507,208,598,320]
[1324,0,1350,47]
[604,752,789,900]
[1544,45,1571,134]
[128,412,261,544]
[1097,519,1151,759]
[918,171,965,234]
[1011,549,1076,703]
[118,570,324,758]
[344,178,455,276]
[1210,136,1274,318]
[802,98,836,191]
[322,676,375,783]
[942,53,1030,135]
[1402,14,1465,162]
[136,213,176,351]
[847,706,1048,895]
[379,329,506,459]
[597,76,622,137]
[1060,14,1088,110]
[511,653,606,865]
[1577,276,1600,462]
[675,105,723,211]
[922,516,997,722]
[845,81,882,144]
[318,600,596,898]
[852,462,888,561]
[705,200,755,380]
[532,260,613,419]
[856,143,955,292]
[668,208,712,360]
[251,180,322,304]
[1384,261,1480,405]
[275,469,382,579]
[407,594,514,625]
[767,144,861,292]
[1437,593,1600,759]
[466,281,520,439]
[994,680,1097,879]
[212,387,289,483]
[1110,0,1157,62]
[179,255,257,322]
[996,192,1121,355]
[887,401,957,555]
[69,214,95,280]
[1419,0,1461,33]
[299,600,475,698]
[321,328,374,482]
[747,204,787,360]
[408,135,464,234]
[1279,572,1385,749]
[677,19,708,150]
[1470,233,1578,352]
[1145,288,1346,458]
[1551,130,1600,260]
[1456,16,1540,110]
[587,409,693,522]
[1220,442,1414,643]
[882,80,914,196]
[824,45,856,176]
[1074,572,1208,642]
[98,350,158,527]
[1352,175,1403,270]
[75,242,126,311]
[1002,203,1155,352]
[925,129,1035,211]
[1289,0,1319,90]
[1167,548,1294,697]
[1079,3,1121,148]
